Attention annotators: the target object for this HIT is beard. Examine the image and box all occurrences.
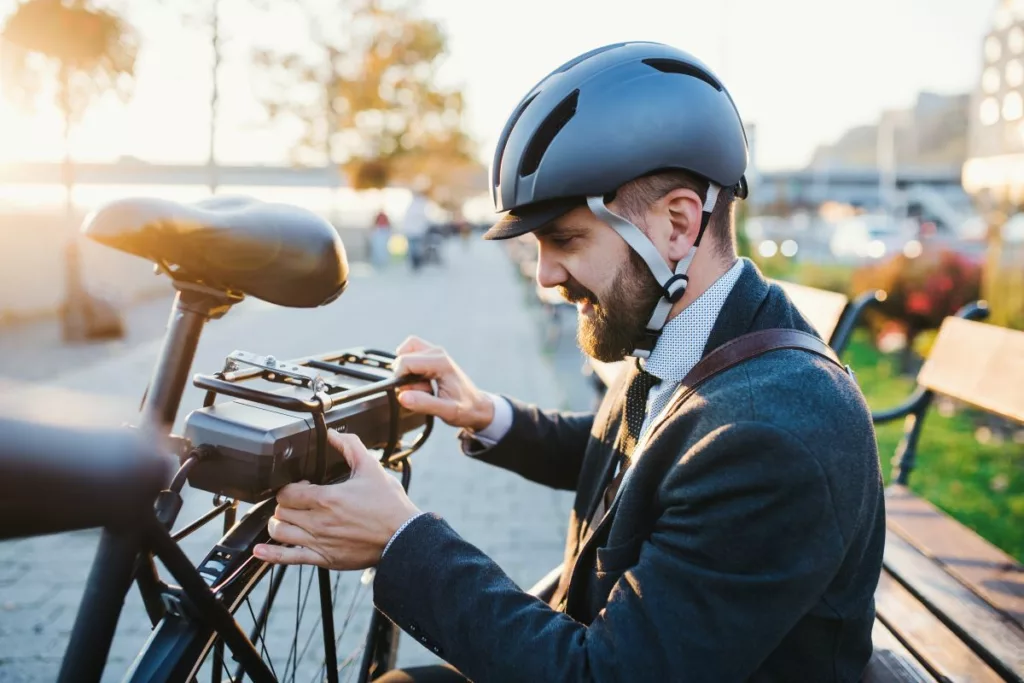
[558,248,664,362]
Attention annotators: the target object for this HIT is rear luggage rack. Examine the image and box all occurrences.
[184,347,432,502]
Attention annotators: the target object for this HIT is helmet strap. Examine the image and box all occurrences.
[586,182,720,359]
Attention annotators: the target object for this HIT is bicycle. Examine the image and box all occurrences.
[0,195,436,683]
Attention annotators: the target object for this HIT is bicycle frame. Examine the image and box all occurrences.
[48,268,428,683]
[56,282,281,682]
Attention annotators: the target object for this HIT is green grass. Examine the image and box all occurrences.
[846,332,1024,562]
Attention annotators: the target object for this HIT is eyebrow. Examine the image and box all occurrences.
[535,222,583,238]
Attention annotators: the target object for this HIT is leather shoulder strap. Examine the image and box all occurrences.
[675,328,845,407]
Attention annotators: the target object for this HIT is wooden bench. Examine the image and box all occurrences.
[586,281,883,392]
[867,315,1024,682]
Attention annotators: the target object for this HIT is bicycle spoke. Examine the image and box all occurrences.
[330,579,372,683]
[287,565,304,683]
[241,596,277,682]
[221,653,235,683]
[283,564,317,682]
[233,563,286,682]
[340,641,367,683]
[212,640,226,683]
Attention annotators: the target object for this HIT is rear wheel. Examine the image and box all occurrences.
[125,497,399,683]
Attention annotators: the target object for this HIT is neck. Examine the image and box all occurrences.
[664,251,738,323]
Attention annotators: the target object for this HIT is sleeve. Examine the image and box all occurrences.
[464,393,513,447]
[457,396,594,491]
[373,422,847,683]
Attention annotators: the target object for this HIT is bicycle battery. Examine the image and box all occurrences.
[183,348,429,503]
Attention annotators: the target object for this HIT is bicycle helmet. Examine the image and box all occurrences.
[485,41,749,357]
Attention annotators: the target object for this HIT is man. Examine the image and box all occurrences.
[401,178,432,271]
[255,41,885,682]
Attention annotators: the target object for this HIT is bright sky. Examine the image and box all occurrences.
[0,0,999,171]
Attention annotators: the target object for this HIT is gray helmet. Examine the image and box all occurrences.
[484,41,750,358]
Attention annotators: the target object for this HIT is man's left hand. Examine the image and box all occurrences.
[253,431,421,570]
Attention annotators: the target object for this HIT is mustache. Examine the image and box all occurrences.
[557,280,597,306]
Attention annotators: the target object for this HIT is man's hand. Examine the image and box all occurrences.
[253,431,421,570]
[393,336,494,431]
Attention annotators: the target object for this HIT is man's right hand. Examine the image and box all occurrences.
[392,336,495,432]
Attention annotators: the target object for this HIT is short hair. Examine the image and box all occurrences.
[614,170,736,259]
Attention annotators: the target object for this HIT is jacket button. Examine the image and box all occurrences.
[408,624,418,633]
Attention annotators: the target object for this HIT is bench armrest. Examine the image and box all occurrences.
[527,563,564,604]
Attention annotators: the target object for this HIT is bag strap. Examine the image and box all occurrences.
[675,328,846,408]
[555,329,845,613]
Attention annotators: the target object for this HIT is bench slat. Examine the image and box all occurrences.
[867,620,938,683]
[886,485,1024,631]
[884,531,1024,680]
[775,280,849,343]
[876,571,1005,682]
[917,317,1024,423]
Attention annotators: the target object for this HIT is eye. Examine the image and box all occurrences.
[550,235,576,247]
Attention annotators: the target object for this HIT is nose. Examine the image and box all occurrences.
[535,241,567,290]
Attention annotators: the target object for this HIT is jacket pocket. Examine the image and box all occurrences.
[595,535,643,577]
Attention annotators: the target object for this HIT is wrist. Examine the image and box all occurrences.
[468,392,495,432]
[382,507,426,559]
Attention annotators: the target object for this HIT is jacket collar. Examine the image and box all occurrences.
[701,258,772,358]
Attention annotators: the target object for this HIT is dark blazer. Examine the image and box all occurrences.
[374,259,886,682]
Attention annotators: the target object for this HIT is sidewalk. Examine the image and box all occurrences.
[0,237,591,680]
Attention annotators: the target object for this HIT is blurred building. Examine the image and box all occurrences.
[963,0,1024,204]
[810,92,969,169]
[750,91,971,217]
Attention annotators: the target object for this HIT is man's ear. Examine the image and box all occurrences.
[662,188,704,261]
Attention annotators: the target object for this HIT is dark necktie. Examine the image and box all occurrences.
[596,359,661,518]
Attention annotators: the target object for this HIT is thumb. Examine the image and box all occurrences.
[327,431,374,473]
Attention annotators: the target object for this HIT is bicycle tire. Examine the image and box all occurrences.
[125,497,399,683]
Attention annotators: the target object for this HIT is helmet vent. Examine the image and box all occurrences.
[494,93,538,188]
[642,58,722,91]
[519,89,579,177]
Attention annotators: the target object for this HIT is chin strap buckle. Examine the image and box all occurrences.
[662,273,689,303]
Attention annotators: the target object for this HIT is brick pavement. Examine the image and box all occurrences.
[0,236,593,681]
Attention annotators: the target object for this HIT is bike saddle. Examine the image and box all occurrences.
[82,195,349,308]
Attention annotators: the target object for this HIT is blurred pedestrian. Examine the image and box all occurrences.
[400,181,431,271]
[370,210,392,268]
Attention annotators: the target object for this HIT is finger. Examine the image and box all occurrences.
[395,336,435,355]
[273,504,318,531]
[395,391,460,423]
[267,517,317,547]
[396,379,433,396]
[327,430,374,471]
[276,481,321,509]
[393,352,450,380]
[253,543,327,567]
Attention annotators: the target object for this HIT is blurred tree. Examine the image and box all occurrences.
[1,0,137,338]
[252,0,482,211]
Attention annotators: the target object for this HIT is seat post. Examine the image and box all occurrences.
[141,282,241,433]
[59,283,241,682]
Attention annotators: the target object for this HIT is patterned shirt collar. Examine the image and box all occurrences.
[642,258,746,384]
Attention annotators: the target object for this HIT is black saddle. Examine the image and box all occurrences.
[82,196,349,308]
